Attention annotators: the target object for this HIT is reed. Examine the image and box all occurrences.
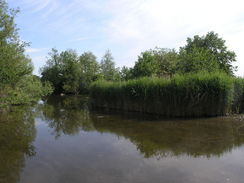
[90,72,237,117]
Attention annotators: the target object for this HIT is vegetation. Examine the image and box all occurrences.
[38,30,242,117]
[0,0,52,110]
[0,0,241,117]
[178,31,237,75]
[41,31,237,96]
[40,49,120,94]
[90,72,241,117]
[100,50,120,81]
[131,48,179,78]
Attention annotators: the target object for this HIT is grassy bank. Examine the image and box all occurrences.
[90,72,244,117]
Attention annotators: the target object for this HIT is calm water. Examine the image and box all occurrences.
[1,96,244,183]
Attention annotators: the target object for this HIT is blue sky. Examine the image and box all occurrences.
[7,0,244,75]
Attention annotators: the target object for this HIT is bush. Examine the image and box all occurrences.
[0,76,53,109]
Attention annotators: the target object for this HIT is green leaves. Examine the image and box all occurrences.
[0,0,52,109]
[131,48,179,78]
[179,31,237,75]
[100,50,120,81]
[41,49,101,94]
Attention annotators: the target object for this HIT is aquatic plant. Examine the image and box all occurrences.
[90,72,236,117]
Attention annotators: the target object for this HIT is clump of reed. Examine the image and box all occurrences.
[232,78,244,113]
[90,72,241,117]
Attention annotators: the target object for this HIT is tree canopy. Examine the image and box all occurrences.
[40,32,238,94]
[132,48,179,78]
[0,0,52,109]
[41,49,102,94]
[100,50,120,81]
[178,31,237,75]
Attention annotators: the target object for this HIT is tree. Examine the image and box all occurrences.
[41,50,101,94]
[132,50,157,78]
[61,50,80,94]
[120,66,133,81]
[179,31,237,75]
[131,48,179,78]
[41,49,81,94]
[178,47,219,73]
[41,49,64,94]
[0,0,33,86]
[0,0,51,108]
[79,52,100,92]
[100,50,120,81]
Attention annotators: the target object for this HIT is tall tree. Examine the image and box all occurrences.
[100,50,120,81]
[41,49,80,94]
[79,52,100,92]
[0,0,32,86]
[179,31,237,75]
[0,0,51,108]
[131,48,179,78]
[41,49,64,94]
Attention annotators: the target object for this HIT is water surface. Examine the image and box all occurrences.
[1,96,244,183]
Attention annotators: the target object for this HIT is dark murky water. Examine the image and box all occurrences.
[1,96,244,183]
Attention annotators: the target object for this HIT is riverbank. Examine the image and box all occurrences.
[90,72,244,117]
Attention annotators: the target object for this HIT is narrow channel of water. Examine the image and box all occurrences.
[1,96,244,183]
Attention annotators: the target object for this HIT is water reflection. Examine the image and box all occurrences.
[40,96,244,158]
[2,96,244,183]
[39,96,93,138]
[0,106,36,183]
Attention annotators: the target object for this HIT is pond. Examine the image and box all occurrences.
[1,96,244,183]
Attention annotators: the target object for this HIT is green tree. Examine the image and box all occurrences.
[41,49,102,94]
[0,0,52,109]
[100,50,120,81]
[79,52,100,92]
[132,51,157,78]
[131,48,179,78]
[41,49,81,94]
[179,31,237,75]
[61,50,80,94]
[178,47,219,73]
[120,66,133,81]
[41,49,64,94]
[0,0,32,86]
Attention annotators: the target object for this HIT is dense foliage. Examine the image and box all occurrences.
[40,31,237,95]
[178,31,236,75]
[40,49,120,94]
[90,72,244,117]
[0,0,52,109]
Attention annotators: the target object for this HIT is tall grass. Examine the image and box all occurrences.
[90,72,242,117]
[232,78,244,113]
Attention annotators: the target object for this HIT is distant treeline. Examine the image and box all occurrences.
[39,29,243,117]
[90,72,244,117]
[0,0,52,110]
[40,31,237,96]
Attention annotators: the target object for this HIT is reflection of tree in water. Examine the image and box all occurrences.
[91,114,244,159]
[40,96,244,159]
[40,96,94,138]
[0,106,36,183]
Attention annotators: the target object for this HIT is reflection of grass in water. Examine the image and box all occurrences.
[0,106,36,183]
[91,114,244,159]
[40,96,244,159]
